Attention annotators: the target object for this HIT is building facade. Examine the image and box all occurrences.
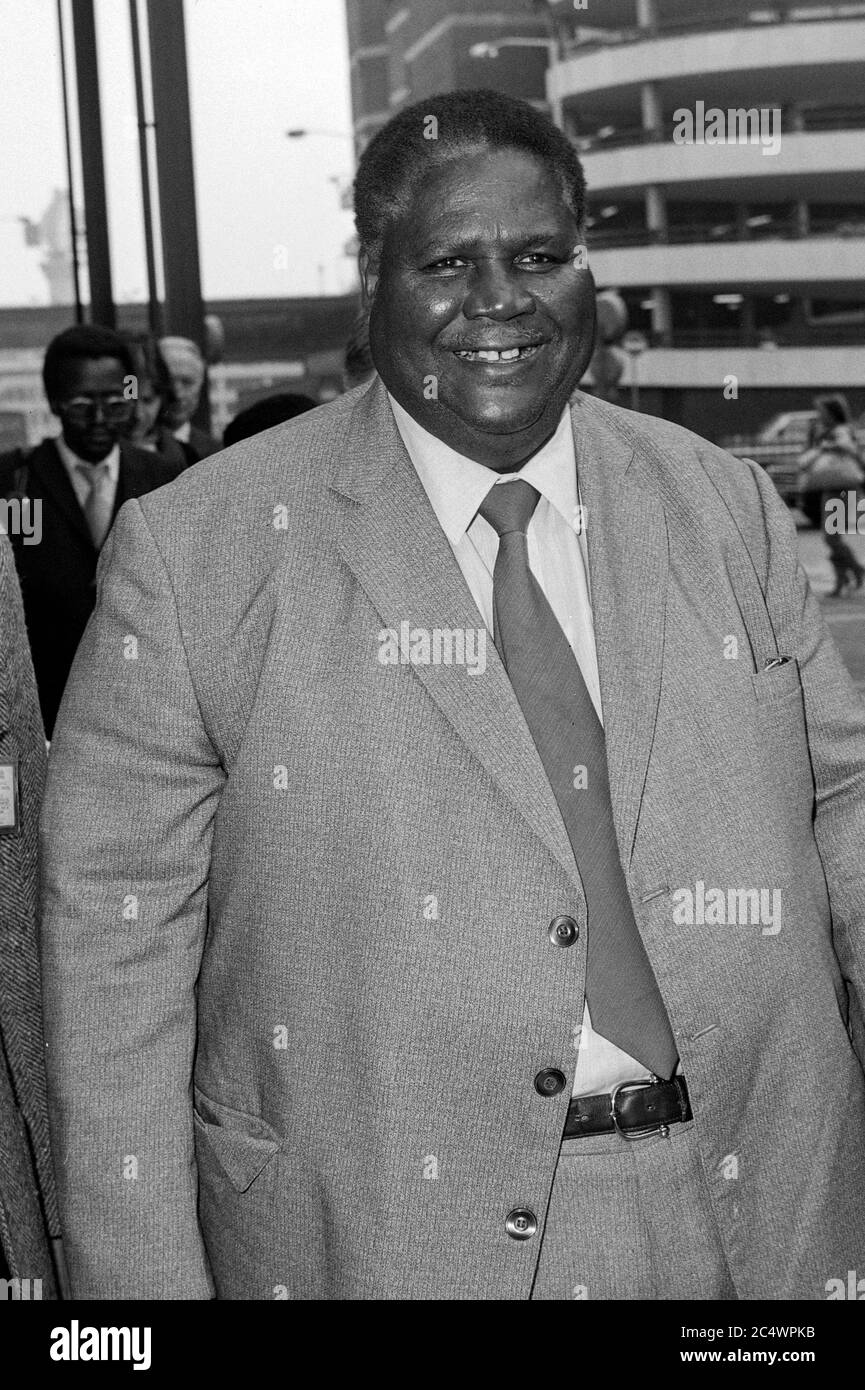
[345,0,553,150]
[547,0,865,433]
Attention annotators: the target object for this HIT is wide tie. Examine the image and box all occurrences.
[479,479,678,1079]
[76,461,114,549]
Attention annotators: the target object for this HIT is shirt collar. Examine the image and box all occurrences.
[55,434,120,483]
[387,391,578,545]
[173,421,192,443]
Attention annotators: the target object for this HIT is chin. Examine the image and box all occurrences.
[454,395,556,438]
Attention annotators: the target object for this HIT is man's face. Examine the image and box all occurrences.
[364,147,596,472]
[161,346,203,428]
[50,356,133,463]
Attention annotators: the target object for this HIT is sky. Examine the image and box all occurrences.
[0,0,356,307]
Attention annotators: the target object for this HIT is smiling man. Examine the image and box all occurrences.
[40,91,865,1300]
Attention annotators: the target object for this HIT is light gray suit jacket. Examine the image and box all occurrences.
[41,378,865,1299]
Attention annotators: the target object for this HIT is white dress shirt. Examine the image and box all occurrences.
[55,436,120,516]
[387,392,654,1098]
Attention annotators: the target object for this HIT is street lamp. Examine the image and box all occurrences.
[286,128,353,141]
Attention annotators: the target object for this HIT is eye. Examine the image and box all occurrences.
[423,256,472,272]
[516,252,560,268]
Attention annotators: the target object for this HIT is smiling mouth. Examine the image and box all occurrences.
[453,344,544,363]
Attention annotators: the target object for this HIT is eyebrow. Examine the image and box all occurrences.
[416,230,571,259]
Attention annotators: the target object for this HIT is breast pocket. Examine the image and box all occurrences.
[192,1087,281,1194]
[750,656,804,705]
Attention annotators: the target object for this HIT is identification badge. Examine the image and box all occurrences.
[0,760,21,835]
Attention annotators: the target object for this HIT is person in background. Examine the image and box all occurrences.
[0,325,179,739]
[222,392,317,448]
[159,336,221,465]
[0,534,61,1296]
[121,332,188,475]
[797,394,865,524]
[826,531,865,596]
[342,308,376,391]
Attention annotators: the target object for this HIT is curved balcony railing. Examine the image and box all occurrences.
[558,4,865,56]
[572,109,865,156]
[586,219,865,250]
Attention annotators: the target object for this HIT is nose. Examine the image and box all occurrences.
[462,259,536,322]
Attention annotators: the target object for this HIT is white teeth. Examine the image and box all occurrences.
[456,345,537,362]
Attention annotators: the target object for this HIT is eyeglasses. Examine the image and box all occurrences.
[59,395,134,425]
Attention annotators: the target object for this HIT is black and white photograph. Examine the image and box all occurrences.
[1,0,864,1352]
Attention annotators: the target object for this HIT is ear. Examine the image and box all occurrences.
[358,248,379,309]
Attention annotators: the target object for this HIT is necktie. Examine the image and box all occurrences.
[479,479,678,1079]
[76,461,113,549]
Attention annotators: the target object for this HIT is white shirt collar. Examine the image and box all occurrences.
[173,421,192,443]
[55,434,120,484]
[386,391,579,545]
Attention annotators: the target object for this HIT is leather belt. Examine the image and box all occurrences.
[564,1076,691,1140]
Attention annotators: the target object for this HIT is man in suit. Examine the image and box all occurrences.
[0,325,179,739]
[159,336,221,465]
[0,534,60,1296]
[41,90,865,1299]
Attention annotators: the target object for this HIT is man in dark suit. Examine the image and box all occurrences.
[0,533,60,1296]
[0,325,179,739]
[159,336,221,465]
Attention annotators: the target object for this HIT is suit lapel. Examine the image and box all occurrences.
[29,439,93,549]
[570,396,670,864]
[332,380,581,885]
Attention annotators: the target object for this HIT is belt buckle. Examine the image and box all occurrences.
[610,1077,669,1141]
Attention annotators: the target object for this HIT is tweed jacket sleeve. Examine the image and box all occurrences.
[40,501,225,1298]
[715,453,865,1060]
[0,532,59,1285]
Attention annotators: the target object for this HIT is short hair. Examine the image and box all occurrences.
[42,324,135,401]
[223,392,318,448]
[353,89,587,266]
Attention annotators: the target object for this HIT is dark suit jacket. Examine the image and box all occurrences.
[179,424,221,468]
[0,534,58,1294]
[0,437,179,739]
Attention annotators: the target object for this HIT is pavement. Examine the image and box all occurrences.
[795,519,865,694]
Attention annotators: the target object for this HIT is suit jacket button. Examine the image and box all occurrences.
[549,915,578,946]
[506,1209,538,1240]
[534,1067,567,1096]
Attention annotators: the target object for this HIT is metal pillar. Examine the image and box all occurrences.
[146,0,209,425]
[129,0,162,334]
[71,0,115,327]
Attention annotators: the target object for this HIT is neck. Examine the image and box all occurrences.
[424,409,563,473]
